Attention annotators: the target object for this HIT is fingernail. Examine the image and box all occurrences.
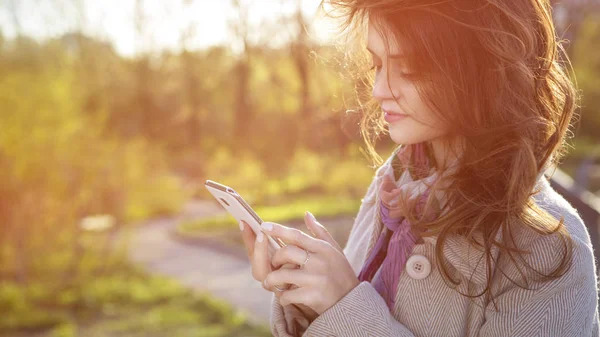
[239,220,244,231]
[257,230,264,242]
[261,222,273,231]
[307,211,317,222]
[263,279,268,288]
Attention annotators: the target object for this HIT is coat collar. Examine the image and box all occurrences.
[364,150,552,286]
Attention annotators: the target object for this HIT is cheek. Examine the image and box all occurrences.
[388,87,448,144]
[388,118,447,145]
[402,87,444,128]
[387,77,446,131]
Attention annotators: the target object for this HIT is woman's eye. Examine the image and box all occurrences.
[369,63,417,80]
[394,66,418,79]
[399,71,416,79]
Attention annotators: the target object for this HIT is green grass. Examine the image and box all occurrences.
[177,194,362,235]
[0,263,271,337]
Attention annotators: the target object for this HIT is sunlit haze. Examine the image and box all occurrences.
[0,0,337,57]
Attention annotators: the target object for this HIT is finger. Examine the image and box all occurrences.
[263,268,316,291]
[304,212,343,253]
[380,172,397,190]
[278,286,315,308]
[252,228,272,282]
[271,282,300,299]
[240,220,256,258]
[303,213,317,238]
[272,244,312,270]
[266,264,297,295]
[268,261,299,294]
[260,222,328,253]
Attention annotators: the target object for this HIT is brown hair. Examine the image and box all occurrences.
[318,0,577,308]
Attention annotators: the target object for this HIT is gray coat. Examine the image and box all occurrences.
[270,153,600,336]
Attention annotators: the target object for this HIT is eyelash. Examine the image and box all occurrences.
[370,64,415,79]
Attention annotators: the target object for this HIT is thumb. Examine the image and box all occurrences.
[304,211,343,253]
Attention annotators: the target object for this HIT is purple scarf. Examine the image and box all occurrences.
[357,142,438,311]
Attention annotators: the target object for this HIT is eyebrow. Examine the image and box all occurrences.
[366,46,407,59]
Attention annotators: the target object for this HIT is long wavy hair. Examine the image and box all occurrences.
[318,0,579,307]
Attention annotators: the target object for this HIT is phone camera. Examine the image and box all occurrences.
[226,188,236,195]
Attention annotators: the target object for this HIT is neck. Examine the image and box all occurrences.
[428,136,464,170]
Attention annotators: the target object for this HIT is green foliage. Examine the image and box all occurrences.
[178,194,361,234]
[0,37,188,284]
[188,143,377,236]
[0,260,270,337]
[0,281,71,331]
[51,322,77,337]
[182,146,376,234]
[573,14,600,142]
[201,146,375,204]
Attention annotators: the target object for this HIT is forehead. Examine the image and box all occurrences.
[366,21,402,56]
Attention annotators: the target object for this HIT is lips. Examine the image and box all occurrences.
[383,109,407,116]
[384,111,407,123]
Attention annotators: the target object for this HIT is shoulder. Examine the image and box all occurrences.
[521,176,597,285]
[488,176,600,326]
[533,175,594,246]
[531,175,594,254]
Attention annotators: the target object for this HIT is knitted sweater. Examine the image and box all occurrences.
[269,152,600,336]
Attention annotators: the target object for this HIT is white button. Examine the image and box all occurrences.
[406,255,431,280]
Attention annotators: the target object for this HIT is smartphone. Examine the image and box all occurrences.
[204,180,286,258]
[205,179,319,320]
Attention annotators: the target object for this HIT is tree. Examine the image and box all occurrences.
[291,0,312,150]
[230,0,254,148]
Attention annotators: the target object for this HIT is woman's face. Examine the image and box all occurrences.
[367,22,448,145]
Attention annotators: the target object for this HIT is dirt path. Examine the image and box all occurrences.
[127,199,355,327]
[127,200,274,326]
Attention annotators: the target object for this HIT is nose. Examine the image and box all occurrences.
[371,71,395,102]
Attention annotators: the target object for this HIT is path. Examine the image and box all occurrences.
[127,199,355,328]
[127,200,274,326]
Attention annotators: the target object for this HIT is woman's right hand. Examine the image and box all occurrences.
[240,219,319,321]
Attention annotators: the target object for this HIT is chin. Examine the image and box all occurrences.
[388,125,427,145]
[387,121,443,145]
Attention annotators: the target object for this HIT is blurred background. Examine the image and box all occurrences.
[0,0,598,336]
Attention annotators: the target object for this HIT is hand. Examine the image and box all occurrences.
[261,212,360,315]
[239,217,318,321]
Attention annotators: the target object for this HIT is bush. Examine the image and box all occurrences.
[0,57,188,283]
[0,260,271,337]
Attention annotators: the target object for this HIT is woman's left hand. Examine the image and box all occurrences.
[261,212,360,315]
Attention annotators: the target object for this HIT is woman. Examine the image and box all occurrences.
[240,0,599,336]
